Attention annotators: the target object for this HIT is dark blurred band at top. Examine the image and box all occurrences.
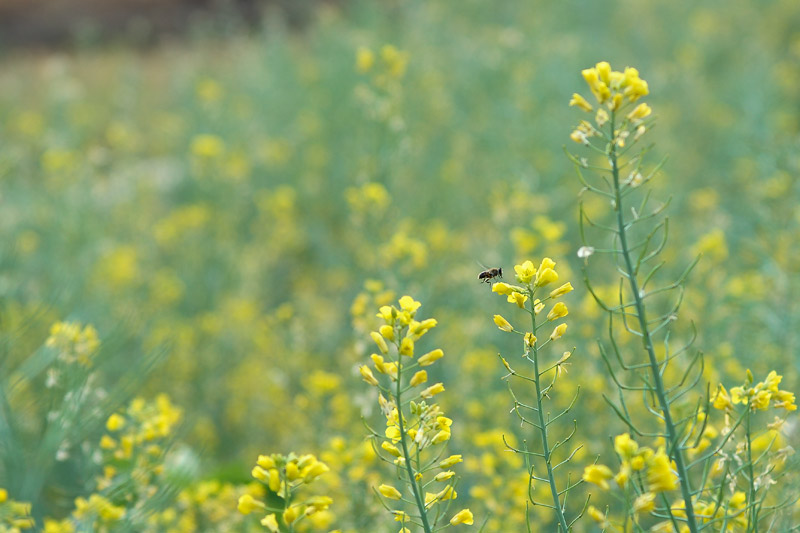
[0,0,339,48]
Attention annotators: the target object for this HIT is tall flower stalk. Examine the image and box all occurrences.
[567,61,798,532]
[491,262,584,532]
[361,296,473,532]
[567,62,701,531]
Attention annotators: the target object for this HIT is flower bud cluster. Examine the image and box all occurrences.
[365,296,473,528]
[238,452,332,532]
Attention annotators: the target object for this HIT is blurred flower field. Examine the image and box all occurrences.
[1,0,799,531]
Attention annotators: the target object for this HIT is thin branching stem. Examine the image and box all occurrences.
[529,297,571,532]
[608,110,699,533]
[395,357,433,533]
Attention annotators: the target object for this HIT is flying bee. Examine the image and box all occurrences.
[478,266,503,284]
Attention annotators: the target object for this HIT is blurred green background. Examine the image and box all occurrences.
[0,0,798,530]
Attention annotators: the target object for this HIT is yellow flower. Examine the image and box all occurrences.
[582,67,599,86]
[421,383,445,399]
[382,442,401,457]
[614,433,639,459]
[646,449,678,493]
[773,389,797,411]
[763,371,782,392]
[570,129,588,144]
[44,519,75,533]
[377,305,394,322]
[409,370,427,387]
[418,349,444,366]
[751,389,771,410]
[252,466,269,482]
[492,282,513,295]
[356,46,375,73]
[582,464,614,490]
[379,484,403,500]
[0,488,7,503]
[549,323,567,340]
[712,384,733,410]
[371,331,389,354]
[106,413,126,432]
[550,282,574,298]
[237,494,265,515]
[596,61,611,83]
[547,302,568,321]
[256,455,275,470]
[372,354,388,374]
[307,495,333,512]
[379,324,395,340]
[514,260,536,283]
[730,385,747,404]
[432,429,451,444]
[398,295,421,313]
[587,505,607,525]
[596,108,609,127]
[399,337,414,357]
[450,509,474,525]
[627,103,652,120]
[538,257,556,271]
[614,461,631,488]
[435,471,455,481]
[269,468,281,492]
[535,268,558,287]
[191,134,225,159]
[439,455,462,468]
[380,44,408,78]
[508,292,528,308]
[286,461,300,481]
[633,492,656,514]
[493,315,513,332]
[360,365,379,386]
[569,93,593,112]
[283,505,299,524]
[624,77,649,102]
[524,332,537,348]
[408,318,437,339]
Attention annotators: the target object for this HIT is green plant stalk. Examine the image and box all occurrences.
[608,110,699,533]
[395,351,433,533]
[529,292,571,532]
[744,401,757,532]
[283,469,294,533]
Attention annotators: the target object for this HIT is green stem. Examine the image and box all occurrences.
[745,402,757,531]
[530,293,571,532]
[283,470,294,533]
[608,110,699,533]
[395,354,433,533]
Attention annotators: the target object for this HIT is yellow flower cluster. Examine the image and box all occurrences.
[574,61,649,109]
[237,452,332,532]
[584,433,678,498]
[73,494,125,524]
[156,480,253,533]
[713,370,797,412]
[365,296,473,528]
[45,321,100,367]
[355,44,409,79]
[569,61,652,147]
[656,492,748,532]
[99,394,182,462]
[491,258,573,344]
[0,489,35,531]
[96,394,182,499]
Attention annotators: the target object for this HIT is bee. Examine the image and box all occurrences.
[478,266,503,284]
